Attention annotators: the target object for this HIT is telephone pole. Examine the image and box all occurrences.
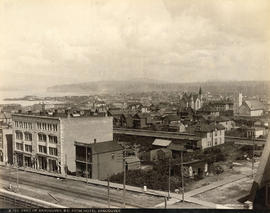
[252,125,255,179]
[168,158,171,199]
[85,147,88,183]
[122,146,126,208]
[107,175,110,208]
[181,151,184,202]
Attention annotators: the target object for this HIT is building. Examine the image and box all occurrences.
[180,88,203,111]
[248,136,270,209]
[12,113,114,178]
[74,140,123,180]
[233,93,243,115]
[189,123,225,149]
[0,126,13,165]
[239,100,264,117]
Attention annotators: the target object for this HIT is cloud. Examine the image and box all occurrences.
[0,0,269,89]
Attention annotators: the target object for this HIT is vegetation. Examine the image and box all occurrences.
[109,159,183,191]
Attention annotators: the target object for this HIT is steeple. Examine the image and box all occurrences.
[199,87,202,95]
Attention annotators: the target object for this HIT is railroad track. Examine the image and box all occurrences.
[0,171,147,208]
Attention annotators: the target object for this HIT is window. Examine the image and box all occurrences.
[19,121,23,128]
[28,122,32,129]
[215,138,218,145]
[16,143,23,151]
[42,123,46,130]
[215,130,217,136]
[24,132,32,141]
[111,153,115,160]
[15,121,19,127]
[48,135,58,144]
[23,122,27,128]
[37,122,41,129]
[38,133,47,142]
[52,124,58,132]
[25,144,32,153]
[49,147,58,156]
[15,131,23,140]
[48,124,52,131]
[39,145,47,154]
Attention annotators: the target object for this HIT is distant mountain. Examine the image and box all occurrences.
[47,80,270,96]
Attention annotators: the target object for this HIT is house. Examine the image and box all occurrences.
[75,140,123,180]
[183,159,208,179]
[208,100,234,112]
[120,113,134,128]
[125,156,141,170]
[238,126,266,139]
[107,109,123,127]
[133,113,151,129]
[162,114,181,126]
[197,105,220,117]
[150,148,172,162]
[189,123,225,149]
[201,116,235,131]
[248,136,270,209]
[239,100,264,117]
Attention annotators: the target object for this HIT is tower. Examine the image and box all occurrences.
[233,92,243,115]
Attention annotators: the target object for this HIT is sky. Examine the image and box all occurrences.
[0,0,270,90]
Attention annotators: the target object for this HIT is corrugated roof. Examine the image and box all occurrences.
[244,100,264,111]
[152,139,171,147]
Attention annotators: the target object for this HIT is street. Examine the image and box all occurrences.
[0,166,163,208]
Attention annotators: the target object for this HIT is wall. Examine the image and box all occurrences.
[62,116,113,173]
[251,110,263,117]
[92,149,122,180]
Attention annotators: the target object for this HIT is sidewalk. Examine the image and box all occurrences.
[1,165,252,209]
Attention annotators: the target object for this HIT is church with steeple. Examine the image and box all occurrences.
[179,87,203,111]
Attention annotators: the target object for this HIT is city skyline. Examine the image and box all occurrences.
[1,0,270,90]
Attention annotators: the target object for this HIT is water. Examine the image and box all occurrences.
[0,90,89,106]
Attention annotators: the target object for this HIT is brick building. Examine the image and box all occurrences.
[11,113,117,179]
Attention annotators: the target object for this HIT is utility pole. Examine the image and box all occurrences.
[107,175,110,208]
[252,125,255,179]
[16,158,19,192]
[181,151,184,202]
[122,146,126,208]
[168,158,171,200]
[85,146,88,183]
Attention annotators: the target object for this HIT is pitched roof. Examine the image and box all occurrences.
[93,141,123,154]
[163,114,181,122]
[244,100,264,111]
[167,143,185,151]
[125,156,140,164]
[134,113,149,119]
[194,123,225,132]
[152,139,172,147]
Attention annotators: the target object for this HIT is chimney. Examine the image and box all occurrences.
[94,138,97,144]
[18,109,22,114]
[28,111,32,115]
